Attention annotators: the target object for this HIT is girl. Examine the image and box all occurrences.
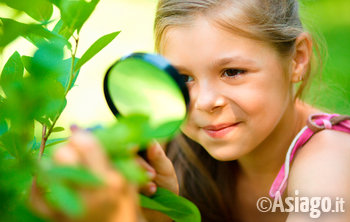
[145,0,350,221]
[33,0,350,221]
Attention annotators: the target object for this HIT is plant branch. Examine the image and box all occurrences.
[38,125,47,159]
[65,36,79,96]
[39,37,80,157]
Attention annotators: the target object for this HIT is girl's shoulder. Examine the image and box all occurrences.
[286,128,350,221]
[288,115,350,196]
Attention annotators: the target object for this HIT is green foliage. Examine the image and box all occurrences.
[50,0,100,38]
[140,188,201,222]
[0,18,67,50]
[0,0,201,221]
[46,182,85,217]
[45,165,103,186]
[74,31,121,72]
[0,0,53,22]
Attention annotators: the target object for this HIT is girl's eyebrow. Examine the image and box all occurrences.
[173,65,191,74]
[172,56,257,73]
[211,56,257,68]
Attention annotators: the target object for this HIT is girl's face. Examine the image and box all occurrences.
[161,17,294,161]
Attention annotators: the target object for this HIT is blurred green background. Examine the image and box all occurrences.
[300,0,350,114]
[1,0,349,134]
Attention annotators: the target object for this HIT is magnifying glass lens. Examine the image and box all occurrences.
[104,53,189,137]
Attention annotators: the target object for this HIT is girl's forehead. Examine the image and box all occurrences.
[161,17,271,57]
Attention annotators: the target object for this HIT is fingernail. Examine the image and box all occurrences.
[149,184,157,194]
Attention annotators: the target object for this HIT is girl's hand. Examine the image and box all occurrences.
[30,129,142,222]
[137,142,179,222]
[138,142,179,196]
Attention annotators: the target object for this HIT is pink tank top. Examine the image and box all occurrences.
[269,113,350,198]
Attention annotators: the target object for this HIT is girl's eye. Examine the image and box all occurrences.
[181,74,194,83]
[222,68,246,78]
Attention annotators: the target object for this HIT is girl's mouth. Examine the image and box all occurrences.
[202,122,240,138]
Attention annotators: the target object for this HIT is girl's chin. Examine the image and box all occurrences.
[203,144,243,161]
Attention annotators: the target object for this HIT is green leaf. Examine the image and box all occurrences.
[47,165,103,186]
[113,158,148,185]
[52,18,74,40]
[45,137,68,147]
[0,119,8,136]
[145,119,183,139]
[140,188,201,222]
[54,0,100,39]
[139,194,172,212]
[58,57,80,90]
[25,28,71,50]
[23,55,77,90]
[32,80,66,120]
[30,40,65,80]
[36,116,52,128]
[0,18,69,49]
[52,126,65,132]
[32,137,68,150]
[46,182,84,217]
[0,130,25,159]
[74,31,120,72]
[0,51,24,97]
[0,0,54,22]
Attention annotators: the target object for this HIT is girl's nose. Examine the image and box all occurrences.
[193,81,227,113]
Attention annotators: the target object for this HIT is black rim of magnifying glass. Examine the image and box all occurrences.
[103,52,190,117]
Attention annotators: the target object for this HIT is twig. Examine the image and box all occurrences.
[38,125,47,159]
[38,37,80,158]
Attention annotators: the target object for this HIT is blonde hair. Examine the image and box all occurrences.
[154,0,320,99]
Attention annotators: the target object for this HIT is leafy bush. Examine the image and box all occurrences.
[0,0,200,221]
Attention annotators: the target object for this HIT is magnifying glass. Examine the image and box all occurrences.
[103,52,189,139]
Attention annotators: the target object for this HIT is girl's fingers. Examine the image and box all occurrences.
[147,142,174,176]
[67,130,111,175]
[53,145,81,166]
[136,156,156,180]
[146,142,179,195]
[139,181,157,196]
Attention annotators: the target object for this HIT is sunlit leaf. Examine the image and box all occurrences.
[0,51,24,97]
[52,126,64,132]
[45,137,67,147]
[58,57,80,90]
[36,116,52,128]
[46,96,67,121]
[74,31,120,72]
[52,18,74,40]
[53,0,100,39]
[140,188,201,222]
[0,18,68,49]
[0,0,53,22]
[25,29,71,50]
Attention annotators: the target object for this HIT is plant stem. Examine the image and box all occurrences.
[65,36,79,96]
[38,125,47,159]
[38,37,80,158]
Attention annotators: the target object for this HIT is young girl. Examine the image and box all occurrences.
[33,0,350,221]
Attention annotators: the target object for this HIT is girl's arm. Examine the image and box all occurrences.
[286,129,350,222]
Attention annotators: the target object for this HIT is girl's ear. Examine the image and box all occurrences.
[291,32,313,83]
